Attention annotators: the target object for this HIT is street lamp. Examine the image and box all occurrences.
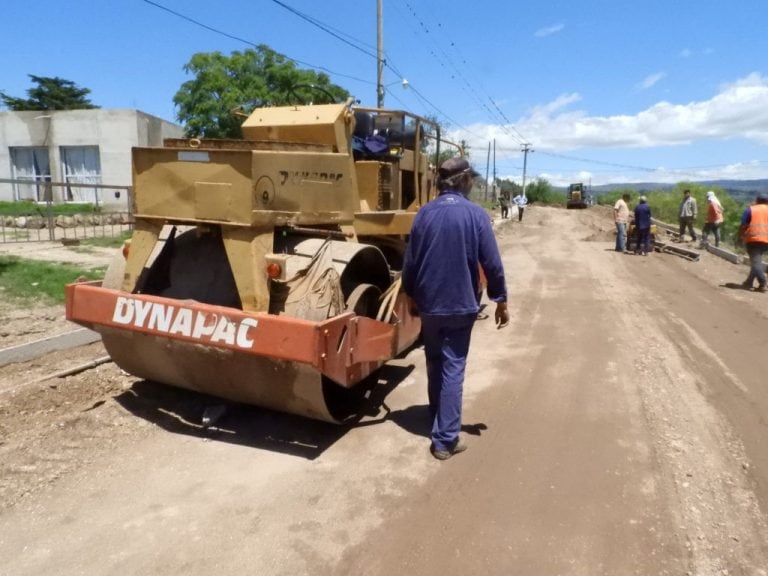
[379,78,409,107]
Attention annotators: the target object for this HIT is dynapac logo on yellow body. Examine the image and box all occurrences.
[112,296,258,349]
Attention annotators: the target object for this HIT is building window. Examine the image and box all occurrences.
[61,146,101,203]
[10,147,51,202]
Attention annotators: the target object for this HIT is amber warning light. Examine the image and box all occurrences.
[265,254,290,281]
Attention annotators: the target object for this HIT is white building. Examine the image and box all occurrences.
[0,109,183,208]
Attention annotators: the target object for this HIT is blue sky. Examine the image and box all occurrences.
[3,0,767,186]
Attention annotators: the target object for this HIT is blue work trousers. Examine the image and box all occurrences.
[635,227,652,255]
[421,313,476,452]
[615,222,627,252]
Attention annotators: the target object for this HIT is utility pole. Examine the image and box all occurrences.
[376,0,385,107]
[520,143,533,198]
[492,139,497,201]
[484,141,491,202]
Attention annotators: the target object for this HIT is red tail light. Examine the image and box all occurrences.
[266,262,282,279]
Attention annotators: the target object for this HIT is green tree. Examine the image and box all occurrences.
[174,46,350,138]
[496,177,521,198]
[0,75,98,110]
[434,146,459,167]
[526,177,562,204]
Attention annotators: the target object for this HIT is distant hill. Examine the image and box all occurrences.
[574,179,768,203]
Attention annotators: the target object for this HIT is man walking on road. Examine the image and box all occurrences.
[403,157,509,461]
[739,193,768,292]
[499,194,509,219]
[613,193,631,253]
[678,189,698,242]
[702,190,724,248]
[513,193,528,222]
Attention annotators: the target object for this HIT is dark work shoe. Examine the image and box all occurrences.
[756,286,767,293]
[431,440,468,461]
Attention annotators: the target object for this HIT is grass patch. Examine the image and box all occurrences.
[78,231,132,248]
[0,255,105,305]
[0,201,97,217]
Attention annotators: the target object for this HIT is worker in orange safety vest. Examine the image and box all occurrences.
[739,193,768,292]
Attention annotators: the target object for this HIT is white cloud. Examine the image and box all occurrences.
[528,92,582,119]
[679,48,693,58]
[534,23,564,37]
[456,73,768,151]
[637,72,666,90]
[452,73,768,185]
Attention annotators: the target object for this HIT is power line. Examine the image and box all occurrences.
[143,0,466,131]
[535,150,658,173]
[140,0,514,152]
[136,0,764,183]
[398,0,529,144]
[139,0,374,86]
[527,150,750,181]
[268,0,379,60]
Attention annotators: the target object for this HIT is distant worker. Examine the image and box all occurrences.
[633,195,653,256]
[678,189,698,242]
[499,194,509,219]
[513,193,528,222]
[701,190,724,248]
[613,193,631,253]
[402,157,509,460]
[738,193,768,292]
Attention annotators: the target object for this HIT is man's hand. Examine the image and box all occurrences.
[495,302,509,329]
[736,225,746,248]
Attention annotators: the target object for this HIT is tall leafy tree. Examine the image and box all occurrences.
[174,46,350,138]
[525,177,560,203]
[496,177,522,197]
[0,75,98,110]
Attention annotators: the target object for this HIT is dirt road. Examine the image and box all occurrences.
[2,206,768,576]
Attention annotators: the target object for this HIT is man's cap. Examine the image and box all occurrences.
[706,190,715,198]
[639,195,647,202]
[438,157,480,179]
[757,193,768,203]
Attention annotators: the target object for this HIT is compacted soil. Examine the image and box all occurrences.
[1,206,768,576]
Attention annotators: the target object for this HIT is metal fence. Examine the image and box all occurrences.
[0,179,133,243]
